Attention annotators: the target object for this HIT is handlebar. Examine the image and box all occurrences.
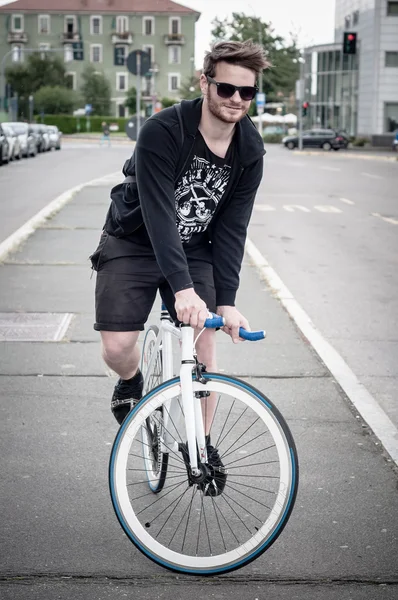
[204,313,266,341]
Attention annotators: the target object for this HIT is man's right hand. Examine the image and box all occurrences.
[175,288,208,329]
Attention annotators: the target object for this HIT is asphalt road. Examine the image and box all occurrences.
[0,141,133,243]
[0,142,397,598]
[249,145,398,430]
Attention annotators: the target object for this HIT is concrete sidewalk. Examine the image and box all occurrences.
[0,179,397,599]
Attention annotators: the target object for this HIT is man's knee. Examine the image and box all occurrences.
[101,331,139,363]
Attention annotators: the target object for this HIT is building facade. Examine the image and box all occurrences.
[0,0,200,117]
[304,0,398,137]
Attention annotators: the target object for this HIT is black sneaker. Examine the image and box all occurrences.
[111,370,144,425]
[204,442,228,497]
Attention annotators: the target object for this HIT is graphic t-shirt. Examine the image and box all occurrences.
[175,131,234,249]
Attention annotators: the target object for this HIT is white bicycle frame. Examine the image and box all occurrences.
[142,312,207,477]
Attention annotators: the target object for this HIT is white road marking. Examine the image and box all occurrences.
[314,205,342,213]
[371,212,398,225]
[253,205,276,211]
[340,197,355,205]
[361,172,383,179]
[283,205,311,212]
[245,237,398,467]
[321,166,341,172]
[0,171,120,262]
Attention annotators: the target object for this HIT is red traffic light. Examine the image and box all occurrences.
[347,33,355,41]
[302,102,309,108]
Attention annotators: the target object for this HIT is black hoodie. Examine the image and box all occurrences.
[104,98,265,306]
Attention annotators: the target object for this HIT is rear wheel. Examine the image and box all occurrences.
[140,326,168,493]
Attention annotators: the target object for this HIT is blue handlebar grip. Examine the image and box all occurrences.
[204,314,225,328]
[239,328,266,341]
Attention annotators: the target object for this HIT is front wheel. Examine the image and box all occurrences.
[286,141,295,150]
[109,374,299,575]
[322,141,332,151]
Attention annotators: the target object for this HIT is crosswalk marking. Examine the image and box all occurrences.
[283,205,311,212]
[371,212,398,225]
[340,197,355,205]
[254,205,276,211]
[314,205,342,213]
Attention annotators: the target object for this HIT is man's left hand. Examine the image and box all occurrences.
[216,306,250,344]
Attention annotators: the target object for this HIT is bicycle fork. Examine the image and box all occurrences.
[179,326,207,477]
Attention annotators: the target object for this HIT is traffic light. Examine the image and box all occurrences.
[343,32,357,55]
[302,101,309,117]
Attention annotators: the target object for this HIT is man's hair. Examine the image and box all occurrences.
[203,40,269,79]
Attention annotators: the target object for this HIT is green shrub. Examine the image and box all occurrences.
[262,133,284,144]
[39,114,129,134]
[352,137,369,147]
[34,86,78,115]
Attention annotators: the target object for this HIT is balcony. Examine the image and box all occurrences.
[164,33,185,45]
[8,31,28,43]
[61,32,81,44]
[111,31,133,45]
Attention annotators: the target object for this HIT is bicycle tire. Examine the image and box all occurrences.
[109,373,299,575]
[140,325,168,493]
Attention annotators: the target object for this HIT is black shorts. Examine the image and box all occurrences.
[91,233,216,331]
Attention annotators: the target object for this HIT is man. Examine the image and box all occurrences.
[91,40,268,437]
[100,121,111,146]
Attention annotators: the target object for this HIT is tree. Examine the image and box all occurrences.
[124,86,144,114]
[211,14,300,102]
[161,97,178,108]
[34,86,78,115]
[179,75,201,100]
[6,54,66,97]
[80,65,111,115]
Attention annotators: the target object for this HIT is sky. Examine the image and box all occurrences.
[179,0,336,67]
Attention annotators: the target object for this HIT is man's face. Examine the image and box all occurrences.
[201,62,256,124]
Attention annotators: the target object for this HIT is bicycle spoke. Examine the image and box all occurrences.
[221,489,265,525]
[201,493,212,556]
[221,430,268,461]
[182,487,197,553]
[138,479,189,520]
[219,415,258,457]
[226,478,277,495]
[224,482,273,510]
[169,488,197,547]
[210,496,227,552]
[127,473,184,487]
[157,486,191,541]
[214,399,236,448]
[131,478,186,502]
[224,448,277,467]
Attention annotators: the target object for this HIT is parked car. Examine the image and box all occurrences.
[0,124,10,165]
[282,129,347,151]
[1,122,22,160]
[40,124,51,151]
[47,125,62,150]
[8,122,37,158]
[28,124,45,153]
[392,130,398,152]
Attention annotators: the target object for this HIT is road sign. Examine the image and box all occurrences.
[85,104,92,115]
[126,50,151,76]
[256,92,266,108]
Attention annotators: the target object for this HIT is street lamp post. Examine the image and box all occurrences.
[294,55,306,151]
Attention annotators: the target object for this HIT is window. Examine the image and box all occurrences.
[170,17,180,34]
[118,103,126,117]
[38,14,50,34]
[168,73,180,92]
[143,16,154,35]
[114,45,126,66]
[352,10,359,25]
[169,46,181,64]
[65,16,77,36]
[385,51,398,67]
[344,16,351,29]
[64,44,73,62]
[91,44,102,63]
[65,72,76,90]
[116,16,128,33]
[91,16,102,35]
[387,2,398,16]
[117,73,127,91]
[143,45,154,63]
[12,44,23,62]
[12,14,23,31]
[39,43,50,59]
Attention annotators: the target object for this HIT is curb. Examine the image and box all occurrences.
[291,150,398,162]
[245,237,398,468]
[0,171,120,263]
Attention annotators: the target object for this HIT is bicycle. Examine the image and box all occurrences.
[109,305,299,576]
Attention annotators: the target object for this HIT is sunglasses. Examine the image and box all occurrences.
[206,76,259,101]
